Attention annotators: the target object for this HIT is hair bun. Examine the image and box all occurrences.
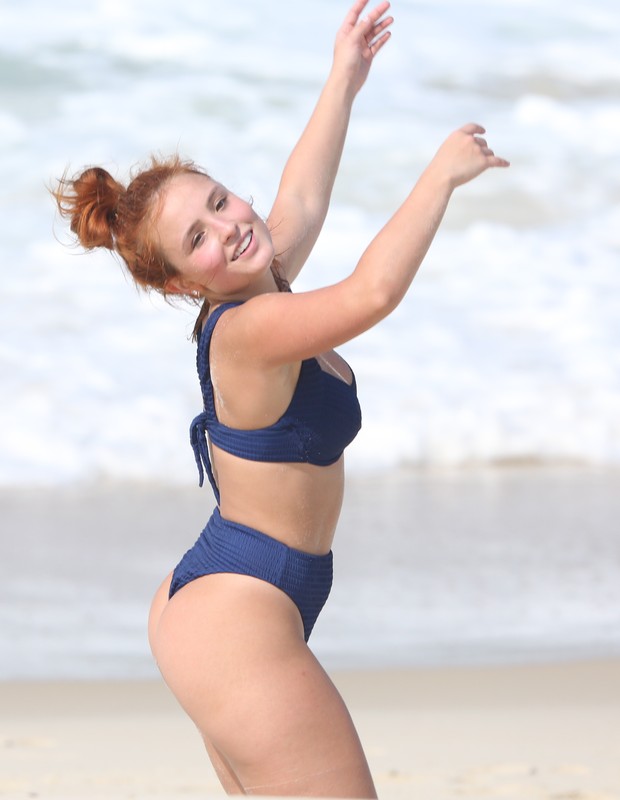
[53,166,125,251]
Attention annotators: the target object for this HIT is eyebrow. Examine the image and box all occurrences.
[181,185,220,255]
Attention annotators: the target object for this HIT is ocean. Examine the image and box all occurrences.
[1,0,619,678]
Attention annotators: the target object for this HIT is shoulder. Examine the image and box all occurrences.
[206,299,300,427]
[200,301,244,344]
[211,284,365,370]
[207,298,277,373]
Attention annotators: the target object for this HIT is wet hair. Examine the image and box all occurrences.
[52,154,288,340]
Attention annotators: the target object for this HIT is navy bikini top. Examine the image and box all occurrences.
[190,301,362,500]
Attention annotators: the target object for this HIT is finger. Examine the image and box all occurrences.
[474,137,488,148]
[479,141,509,164]
[367,29,392,54]
[369,14,394,38]
[363,8,393,53]
[488,156,511,168]
[461,122,486,136]
[345,0,371,27]
[360,1,391,30]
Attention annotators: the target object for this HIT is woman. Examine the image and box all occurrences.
[53,1,508,795]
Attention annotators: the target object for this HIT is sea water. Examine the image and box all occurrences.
[1,0,619,678]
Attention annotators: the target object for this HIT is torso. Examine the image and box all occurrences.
[195,303,361,555]
[214,448,345,554]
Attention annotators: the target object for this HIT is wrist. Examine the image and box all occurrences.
[325,65,359,105]
[418,161,456,198]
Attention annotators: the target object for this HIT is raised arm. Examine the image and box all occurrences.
[267,0,393,283]
[226,124,510,365]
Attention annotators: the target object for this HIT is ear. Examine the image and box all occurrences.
[165,275,198,296]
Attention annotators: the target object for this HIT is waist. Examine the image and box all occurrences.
[214,449,345,555]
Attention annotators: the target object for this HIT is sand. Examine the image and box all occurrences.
[1,660,619,799]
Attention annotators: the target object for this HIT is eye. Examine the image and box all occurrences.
[192,231,205,250]
[215,196,227,212]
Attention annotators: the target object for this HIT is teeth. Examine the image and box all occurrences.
[234,231,252,260]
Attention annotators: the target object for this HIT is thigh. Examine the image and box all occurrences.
[237,651,377,798]
[151,572,376,798]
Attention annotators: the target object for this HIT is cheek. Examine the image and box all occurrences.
[256,220,274,253]
[193,248,222,279]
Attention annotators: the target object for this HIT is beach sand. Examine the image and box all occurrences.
[1,660,619,799]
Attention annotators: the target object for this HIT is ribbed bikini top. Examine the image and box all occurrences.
[190,301,362,501]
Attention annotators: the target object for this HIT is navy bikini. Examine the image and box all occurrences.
[169,301,362,640]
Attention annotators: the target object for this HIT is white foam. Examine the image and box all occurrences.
[1,0,619,486]
[2,0,620,679]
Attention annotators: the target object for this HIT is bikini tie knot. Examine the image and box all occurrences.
[189,411,210,488]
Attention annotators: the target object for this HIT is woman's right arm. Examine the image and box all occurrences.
[224,124,509,364]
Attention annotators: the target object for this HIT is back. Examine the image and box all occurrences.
[190,301,362,498]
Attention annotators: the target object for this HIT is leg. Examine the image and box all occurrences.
[203,737,246,795]
[149,574,246,795]
[150,572,376,798]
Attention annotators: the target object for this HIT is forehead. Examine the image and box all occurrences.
[156,172,218,249]
[162,171,217,213]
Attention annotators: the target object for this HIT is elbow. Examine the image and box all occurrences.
[350,280,399,329]
[366,265,405,319]
[344,267,402,330]
[352,247,408,323]
[370,286,398,321]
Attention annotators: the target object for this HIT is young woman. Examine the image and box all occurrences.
[53,1,508,795]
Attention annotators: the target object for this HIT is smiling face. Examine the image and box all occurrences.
[156,171,276,301]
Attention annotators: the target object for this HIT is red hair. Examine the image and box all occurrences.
[52,154,207,293]
[52,154,289,339]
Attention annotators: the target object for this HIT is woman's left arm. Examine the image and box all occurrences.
[267,0,392,284]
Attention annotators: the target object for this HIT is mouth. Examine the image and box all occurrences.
[232,230,253,261]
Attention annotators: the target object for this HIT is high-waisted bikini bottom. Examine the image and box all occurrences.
[169,507,333,641]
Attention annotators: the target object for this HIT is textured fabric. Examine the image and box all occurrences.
[190,301,362,500]
[168,508,333,641]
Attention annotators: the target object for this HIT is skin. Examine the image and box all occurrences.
[149,1,509,796]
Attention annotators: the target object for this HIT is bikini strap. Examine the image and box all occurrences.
[190,301,242,500]
[190,410,220,501]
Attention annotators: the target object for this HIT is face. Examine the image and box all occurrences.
[156,172,276,300]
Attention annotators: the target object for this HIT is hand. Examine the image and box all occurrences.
[333,0,393,95]
[430,124,510,190]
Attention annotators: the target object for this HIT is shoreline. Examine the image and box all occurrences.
[2,466,619,797]
[1,464,620,679]
[1,659,619,799]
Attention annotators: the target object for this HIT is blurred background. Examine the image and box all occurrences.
[1,0,619,679]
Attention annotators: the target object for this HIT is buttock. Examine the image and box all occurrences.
[169,508,333,641]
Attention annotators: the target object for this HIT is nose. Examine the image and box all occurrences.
[214,217,238,244]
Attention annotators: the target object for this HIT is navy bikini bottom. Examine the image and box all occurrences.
[169,507,333,642]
